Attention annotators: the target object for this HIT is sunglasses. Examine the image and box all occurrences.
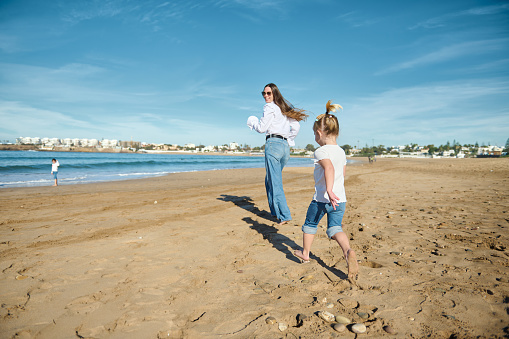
[261,91,272,96]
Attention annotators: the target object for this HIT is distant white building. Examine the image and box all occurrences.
[48,138,61,146]
[229,142,239,150]
[202,145,215,152]
[63,138,72,147]
[101,139,119,148]
[72,138,81,146]
[185,143,196,149]
[17,137,41,144]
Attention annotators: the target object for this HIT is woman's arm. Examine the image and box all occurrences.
[287,119,300,146]
[318,158,340,210]
[249,104,276,134]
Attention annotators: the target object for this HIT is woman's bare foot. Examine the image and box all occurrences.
[294,250,310,263]
[346,249,358,280]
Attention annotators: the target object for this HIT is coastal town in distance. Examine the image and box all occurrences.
[6,136,509,158]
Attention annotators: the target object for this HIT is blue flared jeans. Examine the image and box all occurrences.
[264,137,291,221]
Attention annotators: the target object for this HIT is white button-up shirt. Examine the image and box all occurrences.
[247,102,300,146]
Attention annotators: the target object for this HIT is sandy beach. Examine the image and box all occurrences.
[1,158,508,338]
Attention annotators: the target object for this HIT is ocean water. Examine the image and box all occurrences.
[0,150,315,188]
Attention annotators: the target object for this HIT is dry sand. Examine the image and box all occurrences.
[1,158,508,338]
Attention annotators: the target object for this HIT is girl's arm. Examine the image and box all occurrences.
[318,158,340,210]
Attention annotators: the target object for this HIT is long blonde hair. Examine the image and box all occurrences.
[265,83,308,122]
[313,100,342,136]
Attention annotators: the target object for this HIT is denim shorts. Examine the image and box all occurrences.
[302,200,346,238]
[53,172,58,179]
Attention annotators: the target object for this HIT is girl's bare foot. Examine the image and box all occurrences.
[278,220,289,225]
[294,250,310,263]
[346,249,358,280]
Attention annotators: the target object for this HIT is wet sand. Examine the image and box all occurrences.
[1,157,508,338]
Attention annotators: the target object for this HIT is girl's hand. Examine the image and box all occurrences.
[327,190,340,210]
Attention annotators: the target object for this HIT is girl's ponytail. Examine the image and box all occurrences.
[313,100,342,137]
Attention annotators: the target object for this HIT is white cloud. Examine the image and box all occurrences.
[341,79,509,146]
[337,11,379,28]
[410,4,509,30]
[376,39,509,75]
[0,100,98,137]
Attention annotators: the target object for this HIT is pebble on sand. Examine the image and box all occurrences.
[318,311,335,322]
[383,325,396,334]
[333,323,347,332]
[351,323,367,334]
[278,323,287,331]
[265,316,276,325]
[357,312,369,319]
[335,315,351,324]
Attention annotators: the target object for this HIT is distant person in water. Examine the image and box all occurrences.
[294,100,359,281]
[247,83,308,224]
[51,158,59,186]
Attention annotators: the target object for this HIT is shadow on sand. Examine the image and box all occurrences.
[217,194,348,280]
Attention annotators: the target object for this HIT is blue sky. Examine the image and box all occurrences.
[1,0,508,149]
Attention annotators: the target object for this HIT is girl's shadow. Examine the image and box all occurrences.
[217,194,348,280]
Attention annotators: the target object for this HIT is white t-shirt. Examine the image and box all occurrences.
[246,102,300,146]
[51,161,59,172]
[313,144,347,203]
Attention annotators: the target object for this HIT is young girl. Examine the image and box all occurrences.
[294,101,359,280]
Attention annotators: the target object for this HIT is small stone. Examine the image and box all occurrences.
[333,323,347,332]
[373,234,383,240]
[326,303,334,309]
[351,323,367,334]
[443,314,456,320]
[265,316,276,325]
[335,315,351,324]
[278,323,287,331]
[318,311,335,322]
[383,325,396,334]
[154,201,157,204]
[357,312,369,319]
[237,270,243,273]
[409,317,415,321]
[16,275,28,280]
[390,251,402,256]
[321,297,327,303]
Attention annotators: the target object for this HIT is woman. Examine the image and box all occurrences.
[247,83,307,224]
